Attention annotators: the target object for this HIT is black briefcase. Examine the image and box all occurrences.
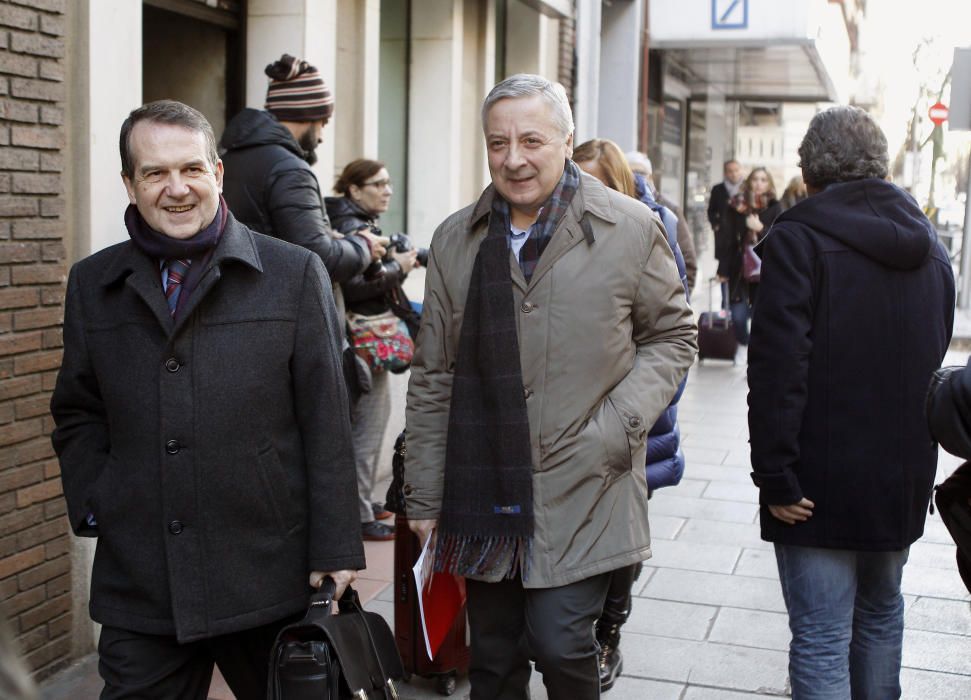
[269,578,405,699]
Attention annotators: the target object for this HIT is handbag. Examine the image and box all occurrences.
[269,578,405,699]
[347,310,414,374]
[383,430,407,516]
[933,461,971,595]
[742,243,761,282]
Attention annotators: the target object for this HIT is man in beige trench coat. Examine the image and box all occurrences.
[404,74,697,700]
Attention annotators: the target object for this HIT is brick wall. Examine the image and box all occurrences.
[0,0,70,681]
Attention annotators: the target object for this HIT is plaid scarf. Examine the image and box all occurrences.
[434,161,580,580]
[516,160,580,282]
[731,191,772,215]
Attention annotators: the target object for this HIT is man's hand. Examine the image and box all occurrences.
[309,569,357,599]
[768,498,815,525]
[408,519,437,548]
[356,229,390,262]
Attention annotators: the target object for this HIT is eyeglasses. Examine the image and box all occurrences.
[362,178,392,189]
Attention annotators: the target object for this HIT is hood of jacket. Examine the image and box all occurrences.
[773,178,934,270]
[219,108,308,161]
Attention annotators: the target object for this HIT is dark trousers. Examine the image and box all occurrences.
[465,573,611,700]
[97,616,295,700]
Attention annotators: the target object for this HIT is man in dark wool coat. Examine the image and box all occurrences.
[50,100,364,699]
[748,105,954,700]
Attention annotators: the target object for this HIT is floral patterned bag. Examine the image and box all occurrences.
[346,310,414,374]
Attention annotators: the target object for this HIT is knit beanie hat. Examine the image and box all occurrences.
[264,54,334,122]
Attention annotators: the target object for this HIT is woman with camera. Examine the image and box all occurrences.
[326,159,420,541]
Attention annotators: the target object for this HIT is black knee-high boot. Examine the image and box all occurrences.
[595,563,642,692]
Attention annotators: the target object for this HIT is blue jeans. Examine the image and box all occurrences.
[730,300,750,345]
[722,281,750,344]
[774,544,909,699]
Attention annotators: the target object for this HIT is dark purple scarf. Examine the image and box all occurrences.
[124,197,229,318]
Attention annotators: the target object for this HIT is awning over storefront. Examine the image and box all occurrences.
[649,0,851,102]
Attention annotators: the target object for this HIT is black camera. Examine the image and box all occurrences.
[364,229,429,280]
[386,232,430,268]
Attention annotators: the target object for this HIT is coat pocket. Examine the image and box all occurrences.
[86,454,116,531]
[256,445,299,534]
[599,397,634,476]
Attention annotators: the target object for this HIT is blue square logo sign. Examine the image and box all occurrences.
[712,0,748,30]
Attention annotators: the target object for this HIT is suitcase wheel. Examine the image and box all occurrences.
[435,672,457,696]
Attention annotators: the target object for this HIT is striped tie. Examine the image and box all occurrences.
[164,259,191,316]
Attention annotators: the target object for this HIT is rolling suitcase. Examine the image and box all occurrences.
[386,433,470,696]
[698,280,738,363]
[393,517,470,696]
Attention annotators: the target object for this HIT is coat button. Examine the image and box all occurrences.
[403,484,414,496]
[629,416,642,429]
[165,440,181,455]
[521,302,534,313]
[524,387,533,399]
[168,520,184,535]
[164,357,181,372]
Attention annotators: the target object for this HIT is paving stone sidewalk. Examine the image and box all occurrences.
[40,355,971,699]
[373,348,971,699]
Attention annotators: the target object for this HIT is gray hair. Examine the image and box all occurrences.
[119,100,219,179]
[797,106,888,188]
[626,150,653,176]
[481,73,574,138]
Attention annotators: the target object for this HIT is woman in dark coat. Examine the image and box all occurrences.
[926,359,971,594]
[574,138,689,691]
[325,159,418,541]
[747,106,954,699]
[718,166,781,344]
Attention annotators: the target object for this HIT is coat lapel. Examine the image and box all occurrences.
[124,262,174,332]
[101,214,264,337]
[170,216,263,336]
[523,218,583,289]
[523,172,614,290]
[98,244,173,332]
[470,174,616,293]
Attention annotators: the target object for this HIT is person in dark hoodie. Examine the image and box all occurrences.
[219,54,387,314]
[748,106,954,699]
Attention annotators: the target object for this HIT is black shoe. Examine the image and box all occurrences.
[596,620,624,692]
[371,501,393,521]
[361,521,395,541]
[599,644,623,692]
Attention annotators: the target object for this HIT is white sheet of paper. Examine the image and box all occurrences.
[412,534,435,660]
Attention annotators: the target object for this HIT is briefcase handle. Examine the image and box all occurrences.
[305,577,400,700]
[306,577,364,619]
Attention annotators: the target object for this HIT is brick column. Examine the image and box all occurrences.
[0,0,69,680]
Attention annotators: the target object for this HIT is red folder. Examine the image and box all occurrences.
[413,536,466,659]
